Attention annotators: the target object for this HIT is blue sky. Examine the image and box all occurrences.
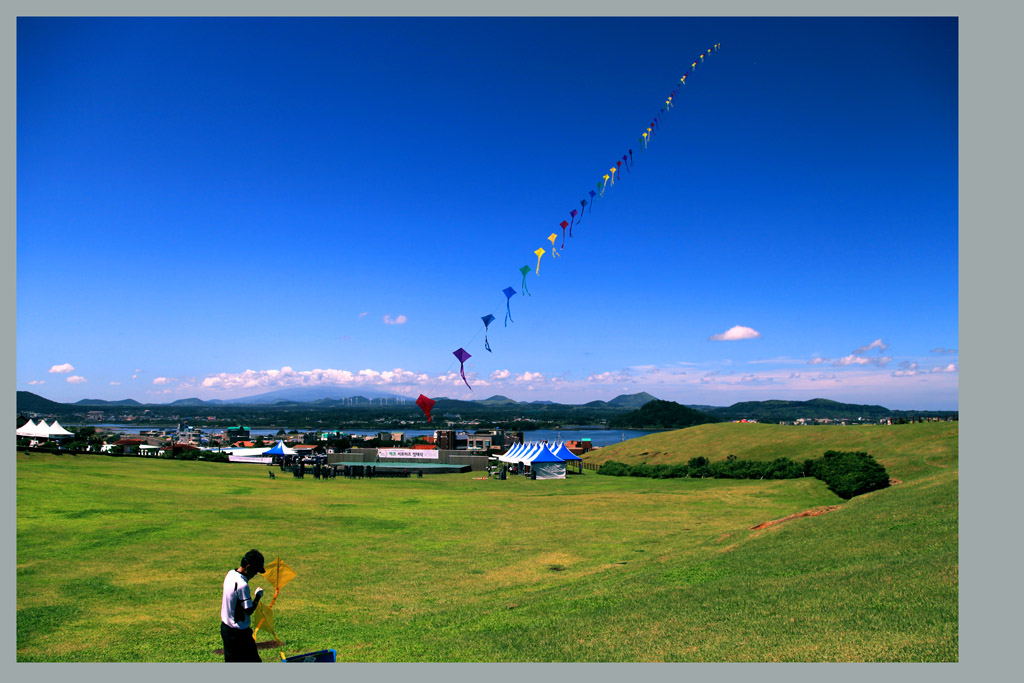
[16,17,958,409]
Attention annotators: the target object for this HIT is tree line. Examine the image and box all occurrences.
[598,450,891,499]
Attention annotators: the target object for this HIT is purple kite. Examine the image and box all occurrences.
[481,314,495,352]
[504,285,517,325]
[623,154,630,173]
[559,220,569,248]
[453,347,472,391]
[569,208,578,235]
[629,148,634,166]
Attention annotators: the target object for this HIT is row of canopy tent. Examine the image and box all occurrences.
[16,419,74,440]
[496,442,584,479]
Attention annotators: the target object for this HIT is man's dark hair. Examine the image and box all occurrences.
[240,549,265,574]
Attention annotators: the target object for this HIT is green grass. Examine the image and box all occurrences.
[588,421,958,482]
[16,422,957,662]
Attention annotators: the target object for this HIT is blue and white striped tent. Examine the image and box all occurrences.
[521,444,566,479]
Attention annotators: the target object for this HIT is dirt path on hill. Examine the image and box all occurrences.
[749,505,842,531]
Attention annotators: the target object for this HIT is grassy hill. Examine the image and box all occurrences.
[584,421,957,482]
[16,421,957,662]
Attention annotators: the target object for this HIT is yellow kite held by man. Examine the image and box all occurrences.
[251,557,297,645]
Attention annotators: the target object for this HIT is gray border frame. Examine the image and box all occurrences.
[7,1,1013,682]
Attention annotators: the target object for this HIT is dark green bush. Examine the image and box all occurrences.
[598,460,631,476]
[809,450,890,499]
[629,463,654,478]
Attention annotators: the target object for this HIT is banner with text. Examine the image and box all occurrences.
[377,448,440,460]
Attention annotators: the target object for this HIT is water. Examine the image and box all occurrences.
[76,424,660,447]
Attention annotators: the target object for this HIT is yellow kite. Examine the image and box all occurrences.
[533,247,545,274]
[252,557,296,645]
[547,233,560,258]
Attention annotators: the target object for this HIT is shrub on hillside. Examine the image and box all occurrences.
[598,460,631,476]
[687,456,710,478]
[808,450,890,499]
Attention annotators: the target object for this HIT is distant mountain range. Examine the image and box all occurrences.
[17,390,956,423]
[18,389,664,413]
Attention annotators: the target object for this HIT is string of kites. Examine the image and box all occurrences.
[415,43,722,424]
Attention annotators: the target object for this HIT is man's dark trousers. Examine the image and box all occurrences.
[221,622,261,662]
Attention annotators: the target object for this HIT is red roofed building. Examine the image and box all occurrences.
[565,440,594,455]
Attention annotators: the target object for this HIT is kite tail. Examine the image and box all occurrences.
[485,335,491,352]
[505,299,514,326]
[460,364,471,391]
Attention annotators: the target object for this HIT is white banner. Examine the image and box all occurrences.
[377,448,439,460]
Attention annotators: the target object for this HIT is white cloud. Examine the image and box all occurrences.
[586,370,631,383]
[359,312,368,318]
[748,357,803,365]
[200,366,430,391]
[891,362,922,377]
[808,357,829,365]
[110,381,121,385]
[131,375,138,380]
[834,355,892,367]
[516,371,545,383]
[153,377,170,385]
[931,364,957,373]
[382,314,408,325]
[66,376,87,384]
[709,325,761,341]
[490,369,511,380]
[49,363,75,374]
[788,372,801,379]
[28,380,45,385]
[853,339,888,354]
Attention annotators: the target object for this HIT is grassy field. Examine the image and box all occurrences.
[16,422,957,662]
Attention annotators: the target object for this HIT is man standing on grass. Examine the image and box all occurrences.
[220,549,265,662]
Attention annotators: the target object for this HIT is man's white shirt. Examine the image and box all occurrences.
[221,569,254,629]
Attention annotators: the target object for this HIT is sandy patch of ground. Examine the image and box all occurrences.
[749,505,842,531]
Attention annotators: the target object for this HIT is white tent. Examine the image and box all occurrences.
[16,419,39,438]
[47,420,74,438]
[20,419,64,440]
[505,443,532,465]
[263,440,298,456]
[499,442,526,463]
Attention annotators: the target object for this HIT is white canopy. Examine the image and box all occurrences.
[511,443,539,462]
[48,420,74,437]
[18,419,67,439]
[263,440,298,456]
[498,442,524,462]
[16,419,39,438]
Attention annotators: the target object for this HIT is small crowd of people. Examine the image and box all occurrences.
[272,459,414,480]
